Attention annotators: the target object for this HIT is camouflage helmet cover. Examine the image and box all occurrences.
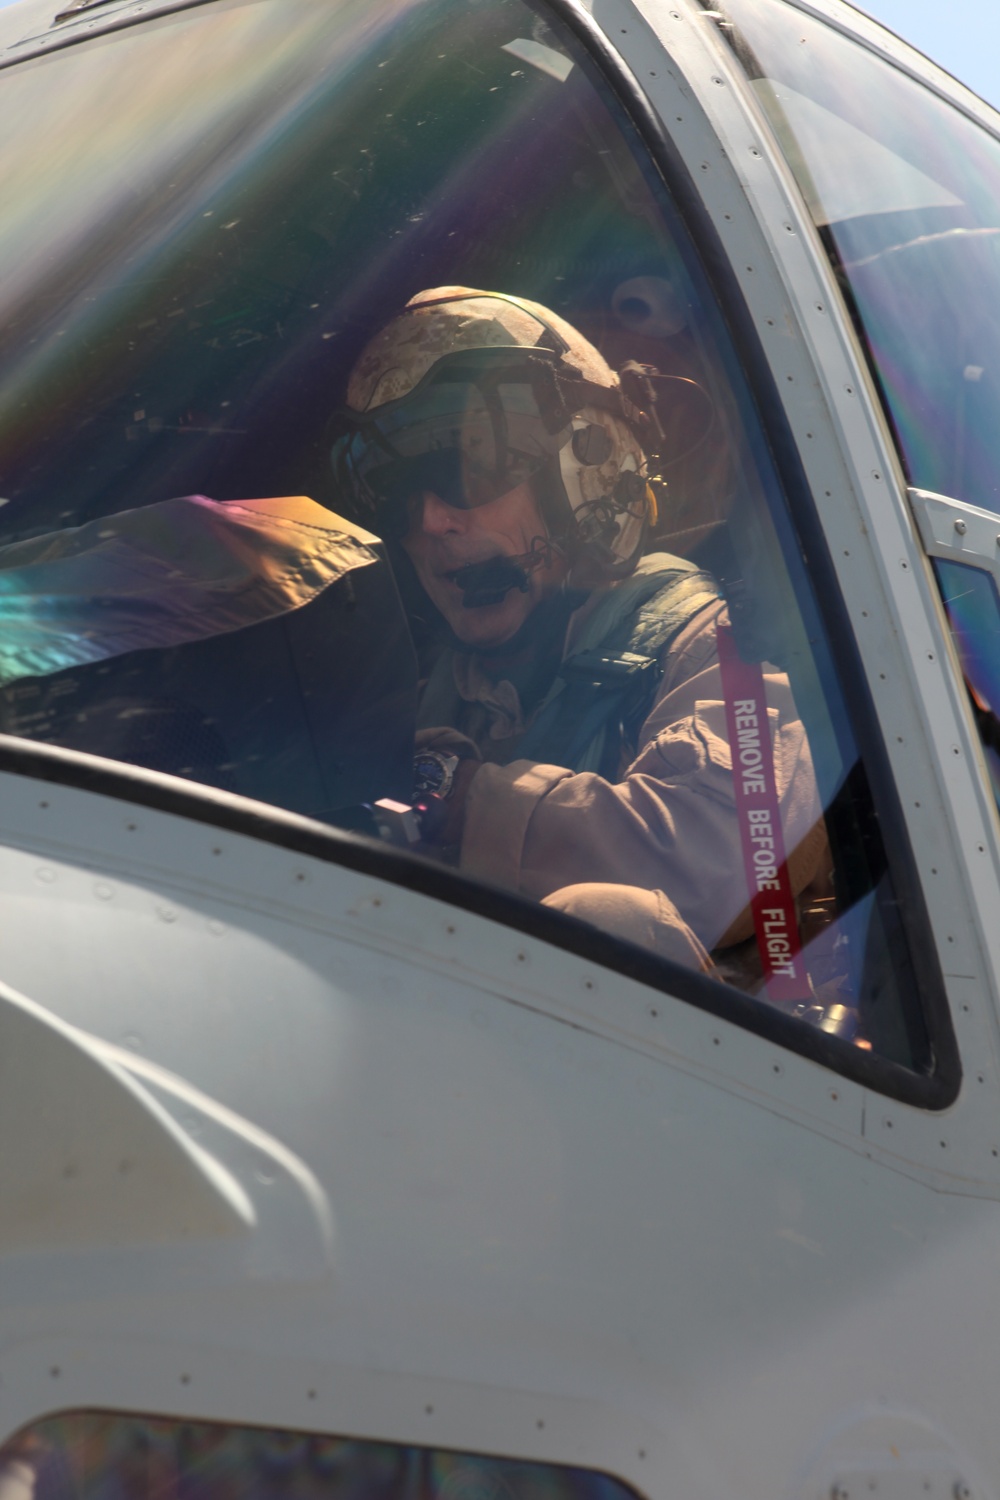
[347,286,615,408]
[344,287,650,580]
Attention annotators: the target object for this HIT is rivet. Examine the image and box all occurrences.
[955,519,967,535]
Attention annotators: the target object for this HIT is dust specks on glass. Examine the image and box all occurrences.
[0,0,930,1075]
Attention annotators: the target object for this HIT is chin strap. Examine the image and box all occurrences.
[716,622,812,1005]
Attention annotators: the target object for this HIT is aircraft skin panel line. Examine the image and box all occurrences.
[0,0,998,1496]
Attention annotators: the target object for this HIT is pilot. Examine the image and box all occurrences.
[331,287,827,975]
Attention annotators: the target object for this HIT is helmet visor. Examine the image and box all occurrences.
[331,348,575,524]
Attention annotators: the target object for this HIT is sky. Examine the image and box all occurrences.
[858,0,1000,110]
[0,0,995,112]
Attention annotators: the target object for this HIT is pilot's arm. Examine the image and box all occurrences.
[434,602,827,957]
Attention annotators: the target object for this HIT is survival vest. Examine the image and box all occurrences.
[516,553,720,776]
[418,553,720,777]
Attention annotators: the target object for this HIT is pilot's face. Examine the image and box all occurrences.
[401,479,569,649]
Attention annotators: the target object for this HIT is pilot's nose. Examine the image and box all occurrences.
[415,490,465,536]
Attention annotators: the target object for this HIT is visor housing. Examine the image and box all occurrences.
[331,347,619,525]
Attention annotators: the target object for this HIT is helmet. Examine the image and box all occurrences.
[331,287,657,587]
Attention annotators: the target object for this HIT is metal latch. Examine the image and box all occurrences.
[908,486,1000,577]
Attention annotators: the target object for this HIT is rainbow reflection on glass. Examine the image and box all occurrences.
[0,1411,637,1500]
[721,0,1000,515]
[0,495,377,686]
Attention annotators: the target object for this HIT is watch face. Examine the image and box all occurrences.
[413,751,452,798]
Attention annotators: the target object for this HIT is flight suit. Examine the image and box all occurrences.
[417,560,826,973]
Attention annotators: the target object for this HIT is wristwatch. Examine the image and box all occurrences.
[413,749,461,801]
